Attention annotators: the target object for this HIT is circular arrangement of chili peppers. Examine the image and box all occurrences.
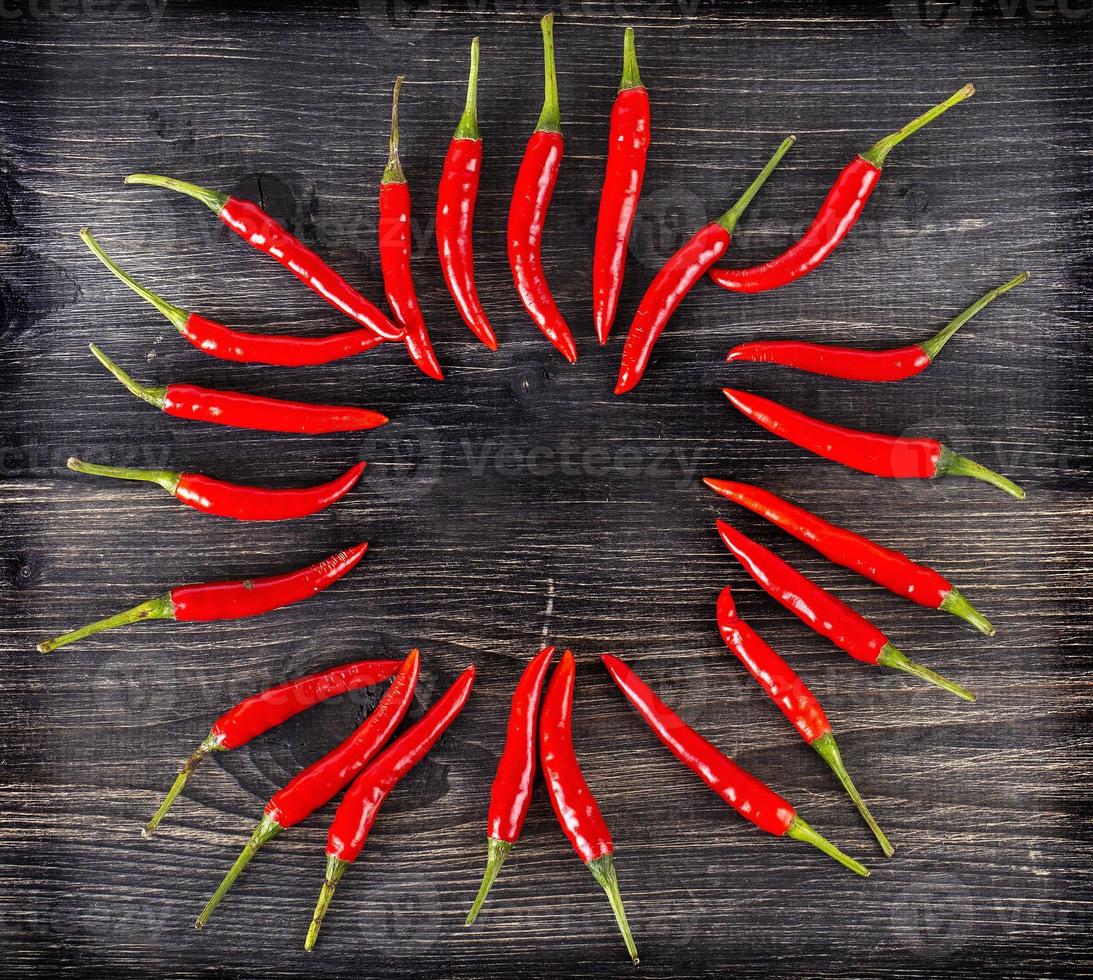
[43,11,1031,960]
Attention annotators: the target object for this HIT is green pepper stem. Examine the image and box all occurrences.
[38,592,175,653]
[305,855,349,952]
[939,587,996,637]
[811,732,893,858]
[935,445,1025,500]
[68,456,181,495]
[382,75,407,185]
[143,732,222,836]
[465,836,513,926]
[453,37,481,141]
[785,815,869,877]
[860,83,975,169]
[716,135,796,234]
[79,228,189,328]
[88,344,168,409]
[586,854,639,965]
[619,27,642,91]
[877,643,976,702]
[124,173,229,213]
[535,14,561,134]
[195,814,283,928]
[919,272,1029,362]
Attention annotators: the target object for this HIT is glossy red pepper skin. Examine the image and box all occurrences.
[438,38,496,351]
[715,588,830,745]
[717,519,887,664]
[305,666,476,951]
[602,653,795,835]
[709,85,974,293]
[540,649,638,965]
[141,657,402,837]
[615,223,730,393]
[509,129,576,363]
[124,175,404,342]
[380,77,443,381]
[173,543,368,622]
[703,478,995,635]
[38,543,368,653]
[716,520,975,701]
[89,344,388,435]
[729,336,929,381]
[466,645,556,926]
[508,16,577,364]
[602,653,872,872]
[722,387,1024,498]
[79,228,385,367]
[614,135,796,394]
[711,158,880,294]
[726,273,1029,381]
[592,27,649,345]
[715,587,893,856]
[68,457,366,522]
[194,652,422,928]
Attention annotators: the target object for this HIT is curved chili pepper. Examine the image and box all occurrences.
[715,587,892,856]
[601,653,869,876]
[727,273,1028,381]
[305,665,476,951]
[703,478,995,635]
[709,85,974,293]
[437,37,496,351]
[79,229,384,366]
[195,651,421,928]
[614,135,795,394]
[37,542,368,653]
[123,174,403,341]
[67,457,365,523]
[465,645,555,925]
[88,344,387,434]
[142,656,402,836]
[381,76,443,381]
[716,520,975,701]
[539,650,638,965]
[592,27,649,345]
[723,387,1024,499]
[507,14,577,364]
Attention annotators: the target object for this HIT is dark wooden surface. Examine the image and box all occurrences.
[2,1,1091,976]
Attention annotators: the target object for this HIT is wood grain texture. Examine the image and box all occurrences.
[1,1,1091,976]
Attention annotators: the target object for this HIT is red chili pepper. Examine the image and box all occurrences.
[141,656,402,836]
[539,650,638,965]
[614,135,795,394]
[703,478,995,635]
[437,37,496,351]
[37,543,368,653]
[305,665,476,951]
[592,27,649,345]
[380,76,443,381]
[67,457,365,523]
[195,651,421,928]
[89,344,388,434]
[601,654,869,875]
[723,387,1024,499]
[123,174,404,342]
[716,520,975,701]
[715,587,892,856]
[507,14,577,364]
[709,85,974,293]
[727,273,1027,381]
[465,645,555,925]
[79,229,384,366]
